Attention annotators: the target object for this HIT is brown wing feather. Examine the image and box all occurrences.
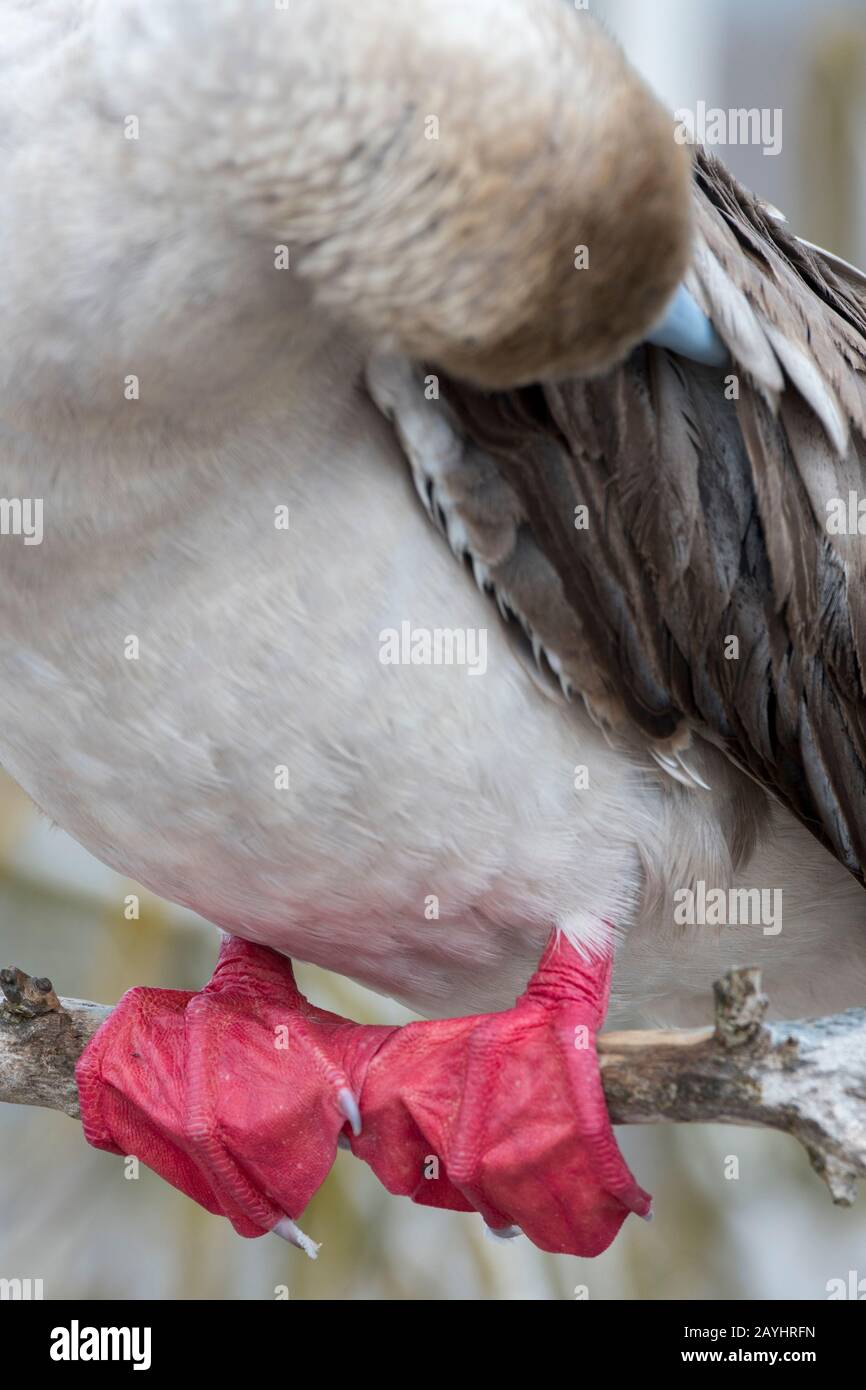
[388,150,866,883]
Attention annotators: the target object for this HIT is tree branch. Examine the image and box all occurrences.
[0,967,109,1118]
[1,963,865,1204]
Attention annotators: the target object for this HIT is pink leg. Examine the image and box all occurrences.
[76,936,395,1254]
[350,930,651,1255]
[77,929,648,1257]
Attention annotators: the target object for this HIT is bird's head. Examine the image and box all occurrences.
[240,0,696,388]
[81,0,696,407]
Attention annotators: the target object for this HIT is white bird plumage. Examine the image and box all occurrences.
[1,0,865,1040]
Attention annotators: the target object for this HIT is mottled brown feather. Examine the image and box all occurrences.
[386,150,866,886]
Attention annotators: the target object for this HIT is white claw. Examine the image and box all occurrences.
[272,1216,321,1259]
[337,1086,362,1137]
[485,1224,523,1243]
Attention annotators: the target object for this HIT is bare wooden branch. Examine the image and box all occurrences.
[0,968,110,1118]
[1,963,865,1205]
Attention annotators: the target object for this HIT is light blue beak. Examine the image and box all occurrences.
[645,284,729,367]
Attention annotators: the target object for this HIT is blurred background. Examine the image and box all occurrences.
[2,0,866,1300]
[602,0,866,265]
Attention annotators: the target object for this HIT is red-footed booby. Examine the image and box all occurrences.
[2,0,866,1257]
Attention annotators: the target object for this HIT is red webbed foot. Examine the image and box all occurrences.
[77,930,648,1258]
[350,930,650,1256]
[76,936,396,1254]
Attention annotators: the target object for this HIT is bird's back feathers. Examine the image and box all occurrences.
[373,150,866,886]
